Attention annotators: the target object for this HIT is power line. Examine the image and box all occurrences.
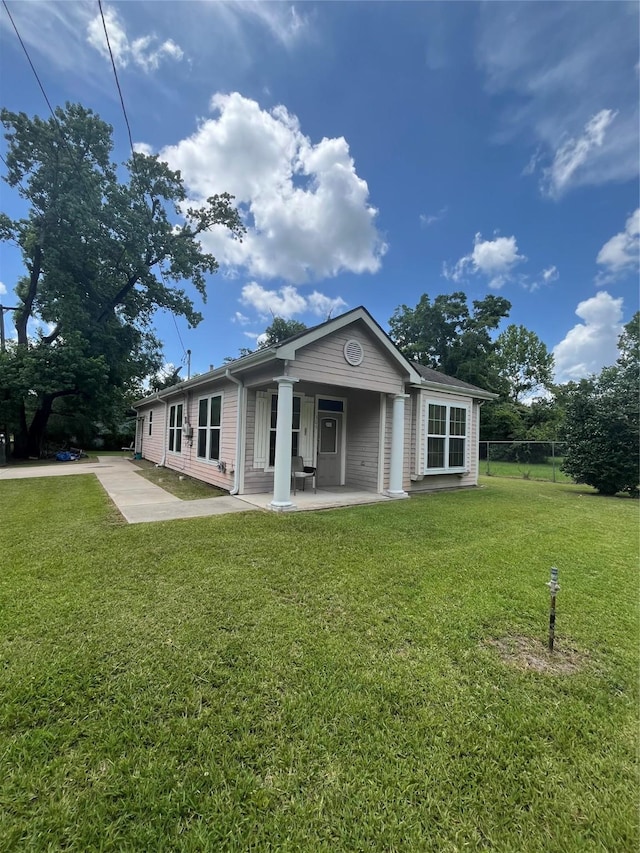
[97,0,135,162]
[96,1,191,366]
[4,0,191,363]
[2,0,102,191]
[2,0,58,123]
[169,308,188,360]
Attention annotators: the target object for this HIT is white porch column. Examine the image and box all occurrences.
[385,393,409,498]
[269,376,299,511]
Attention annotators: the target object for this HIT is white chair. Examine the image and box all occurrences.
[291,456,316,494]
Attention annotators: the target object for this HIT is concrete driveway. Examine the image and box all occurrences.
[0,456,256,524]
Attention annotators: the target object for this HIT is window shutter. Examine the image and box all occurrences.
[253,391,269,468]
[300,397,315,466]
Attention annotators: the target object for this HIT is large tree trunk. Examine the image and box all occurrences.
[12,391,77,459]
[11,400,30,459]
[26,395,55,458]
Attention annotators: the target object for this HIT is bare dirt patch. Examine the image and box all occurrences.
[486,635,590,675]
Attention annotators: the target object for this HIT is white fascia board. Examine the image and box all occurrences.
[276,307,423,383]
[412,381,497,401]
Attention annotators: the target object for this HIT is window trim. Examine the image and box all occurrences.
[196,392,223,463]
[148,410,153,436]
[423,399,469,475]
[168,402,183,455]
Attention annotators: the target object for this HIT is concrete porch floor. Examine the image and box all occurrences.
[235,486,394,512]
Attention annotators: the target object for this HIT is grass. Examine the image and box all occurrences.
[131,458,227,500]
[482,458,573,483]
[0,476,637,851]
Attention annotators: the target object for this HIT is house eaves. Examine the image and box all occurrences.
[411,379,498,401]
[133,347,282,407]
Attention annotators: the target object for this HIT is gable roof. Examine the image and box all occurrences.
[133,306,496,404]
[411,362,497,399]
[273,306,423,382]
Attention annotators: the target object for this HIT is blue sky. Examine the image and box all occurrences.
[1,1,638,385]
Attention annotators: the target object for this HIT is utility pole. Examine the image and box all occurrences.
[187,349,191,380]
[0,305,19,463]
[0,305,19,353]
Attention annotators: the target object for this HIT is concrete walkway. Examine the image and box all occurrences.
[0,456,256,524]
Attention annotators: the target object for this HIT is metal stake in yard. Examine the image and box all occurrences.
[546,566,560,652]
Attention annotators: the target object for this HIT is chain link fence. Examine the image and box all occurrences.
[480,441,571,483]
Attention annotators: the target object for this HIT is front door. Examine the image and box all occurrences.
[317,413,342,487]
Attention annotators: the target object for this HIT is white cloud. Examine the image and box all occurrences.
[233,311,250,325]
[306,291,348,318]
[596,209,640,278]
[419,206,448,228]
[243,2,307,46]
[476,3,639,196]
[160,93,386,283]
[527,264,559,293]
[544,110,617,198]
[553,291,624,382]
[86,5,184,73]
[241,283,306,319]
[444,233,526,290]
[0,281,7,296]
[211,1,309,47]
[0,1,303,87]
[133,142,154,156]
[240,282,347,320]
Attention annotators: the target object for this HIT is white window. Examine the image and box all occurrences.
[197,394,222,462]
[148,411,153,436]
[168,403,183,453]
[424,401,468,473]
[253,391,314,469]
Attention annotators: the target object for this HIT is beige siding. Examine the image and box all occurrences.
[407,389,478,493]
[143,381,239,491]
[137,402,166,464]
[345,391,380,490]
[292,322,406,394]
[243,389,275,494]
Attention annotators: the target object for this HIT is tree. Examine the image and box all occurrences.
[149,364,183,392]
[561,314,639,497]
[259,317,307,347]
[0,104,243,457]
[389,291,511,389]
[492,324,554,403]
[225,316,308,362]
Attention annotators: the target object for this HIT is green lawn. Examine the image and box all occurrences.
[131,458,228,500]
[482,458,573,483]
[1,476,637,851]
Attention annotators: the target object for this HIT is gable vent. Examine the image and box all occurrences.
[344,339,364,366]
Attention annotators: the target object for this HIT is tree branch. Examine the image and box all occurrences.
[42,323,62,345]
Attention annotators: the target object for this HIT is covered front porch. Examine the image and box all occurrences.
[243,374,409,511]
[236,485,394,513]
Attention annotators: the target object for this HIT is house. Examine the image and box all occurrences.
[132,307,496,510]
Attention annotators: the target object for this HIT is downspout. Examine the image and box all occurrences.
[160,396,169,467]
[225,369,244,495]
[476,399,485,483]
